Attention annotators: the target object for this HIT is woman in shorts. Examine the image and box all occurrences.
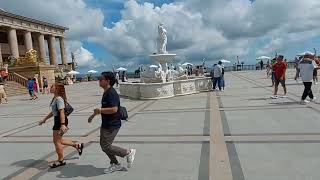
[39,83,84,168]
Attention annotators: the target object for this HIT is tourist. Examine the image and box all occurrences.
[115,72,119,87]
[33,78,39,99]
[39,83,84,168]
[271,55,287,99]
[260,60,264,70]
[212,61,223,91]
[121,71,125,82]
[0,81,8,104]
[88,72,136,173]
[270,58,276,87]
[27,78,35,100]
[221,64,225,90]
[43,77,49,94]
[210,64,216,90]
[266,60,271,78]
[294,56,301,82]
[295,53,318,104]
[313,57,320,85]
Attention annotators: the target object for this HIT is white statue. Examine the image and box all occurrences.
[166,64,188,81]
[157,23,167,54]
[140,65,166,83]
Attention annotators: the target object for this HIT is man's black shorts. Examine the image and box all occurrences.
[275,79,286,87]
[313,69,318,77]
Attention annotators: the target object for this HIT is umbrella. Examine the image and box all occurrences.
[298,51,314,56]
[182,62,193,66]
[220,59,231,63]
[88,70,98,74]
[149,65,158,68]
[67,70,80,75]
[256,56,271,60]
[116,67,127,71]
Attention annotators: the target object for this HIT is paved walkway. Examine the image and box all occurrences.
[1,70,320,180]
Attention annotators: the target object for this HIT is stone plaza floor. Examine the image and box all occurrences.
[1,69,320,180]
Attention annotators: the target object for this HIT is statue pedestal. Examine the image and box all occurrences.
[9,64,56,88]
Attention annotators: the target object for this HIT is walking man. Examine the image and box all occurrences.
[271,55,287,99]
[88,72,136,173]
[296,53,318,104]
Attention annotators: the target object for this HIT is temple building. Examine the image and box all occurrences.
[0,9,72,87]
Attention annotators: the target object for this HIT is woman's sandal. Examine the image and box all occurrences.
[49,160,66,168]
[77,143,84,156]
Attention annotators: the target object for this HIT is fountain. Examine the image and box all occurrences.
[119,23,212,99]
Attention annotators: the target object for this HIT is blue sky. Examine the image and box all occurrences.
[1,0,320,73]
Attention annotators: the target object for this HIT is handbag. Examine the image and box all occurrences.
[57,101,74,117]
[119,106,128,121]
[64,102,74,116]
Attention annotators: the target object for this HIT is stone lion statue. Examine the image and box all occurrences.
[25,49,38,63]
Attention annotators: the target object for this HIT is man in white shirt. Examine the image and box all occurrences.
[296,52,318,103]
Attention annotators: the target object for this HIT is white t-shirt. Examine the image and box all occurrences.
[298,58,317,82]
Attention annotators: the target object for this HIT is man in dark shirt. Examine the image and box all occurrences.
[88,72,136,173]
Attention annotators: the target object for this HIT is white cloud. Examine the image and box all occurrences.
[64,40,101,69]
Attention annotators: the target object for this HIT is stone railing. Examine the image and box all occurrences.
[8,72,28,87]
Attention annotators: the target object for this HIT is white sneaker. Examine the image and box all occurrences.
[310,97,317,102]
[270,95,278,99]
[104,164,126,174]
[301,100,310,104]
[126,149,136,168]
[315,82,318,85]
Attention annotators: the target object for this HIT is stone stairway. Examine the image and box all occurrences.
[4,81,29,97]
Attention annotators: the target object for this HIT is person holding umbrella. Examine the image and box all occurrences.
[295,52,318,103]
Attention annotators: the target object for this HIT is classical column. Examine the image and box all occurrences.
[8,28,19,58]
[59,37,67,65]
[24,31,33,51]
[37,33,46,63]
[48,35,57,65]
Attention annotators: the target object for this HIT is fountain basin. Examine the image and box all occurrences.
[119,77,213,100]
[149,53,177,64]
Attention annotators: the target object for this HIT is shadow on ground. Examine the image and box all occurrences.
[48,163,106,178]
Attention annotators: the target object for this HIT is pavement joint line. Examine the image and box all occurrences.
[0,119,54,138]
[142,107,209,112]
[210,92,233,180]
[136,109,210,114]
[0,136,210,143]
[225,134,320,142]
[9,99,156,179]
[219,106,310,111]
